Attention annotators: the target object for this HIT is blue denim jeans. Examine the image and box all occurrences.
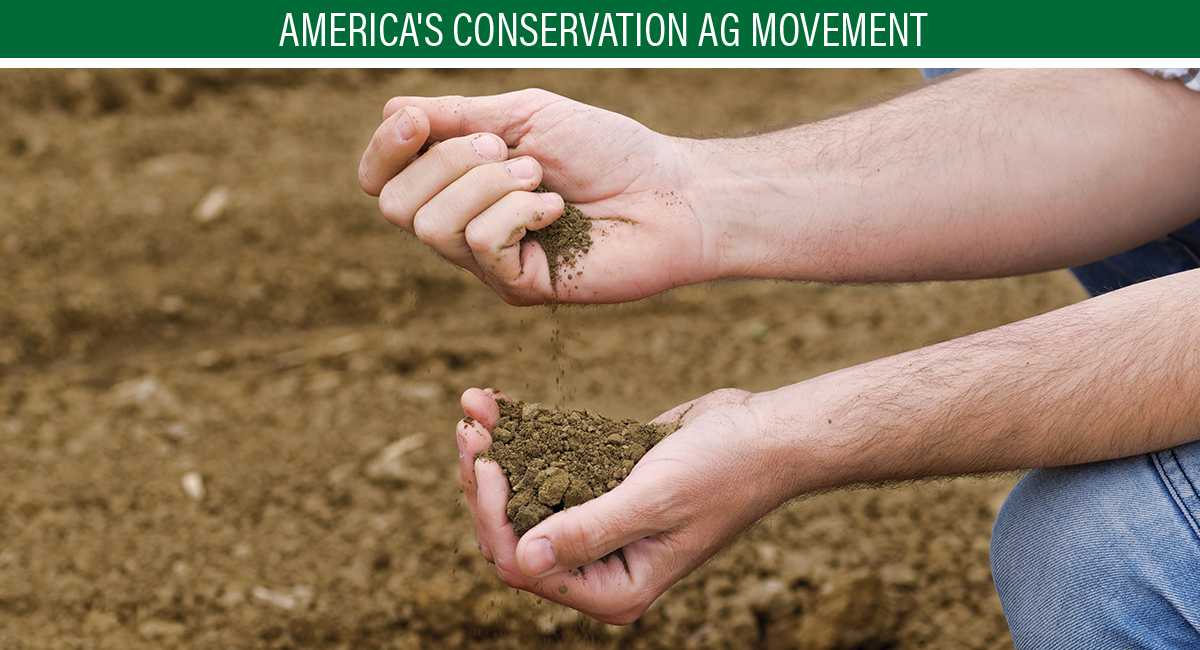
[989,228,1200,648]
[992,443,1200,648]
[922,67,1200,647]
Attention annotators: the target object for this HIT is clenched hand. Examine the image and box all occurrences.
[359,89,715,305]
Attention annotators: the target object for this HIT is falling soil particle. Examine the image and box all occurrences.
[479,399,678,537]
[524,186,592,288]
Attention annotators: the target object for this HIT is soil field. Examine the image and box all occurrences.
[0,69,1087,650]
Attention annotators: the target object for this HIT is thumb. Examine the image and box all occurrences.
[514,478,667,579]
[384,89,562,145]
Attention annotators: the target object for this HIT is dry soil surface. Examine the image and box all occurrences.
[0,69,1088,650]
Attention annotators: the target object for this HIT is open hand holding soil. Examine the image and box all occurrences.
[478,399,678,537]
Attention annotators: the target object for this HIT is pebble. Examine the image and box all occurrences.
[192,185,230,224]
[181,471,205,501]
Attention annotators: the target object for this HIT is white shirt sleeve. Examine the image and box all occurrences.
[1140,68,1200,91]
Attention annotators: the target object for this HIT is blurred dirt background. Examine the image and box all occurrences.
[0,69,1087,649]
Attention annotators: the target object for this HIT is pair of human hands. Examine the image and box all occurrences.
[359,90,789,621]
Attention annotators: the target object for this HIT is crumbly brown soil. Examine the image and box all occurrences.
[0,69,1090,650]
[480,400,676,536]
[523,189,591,288]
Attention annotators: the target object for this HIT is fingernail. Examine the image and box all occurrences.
[538,191,560,204]
[524,538,557,576]
[472,135,505,161]
[394,108,416,141]
[456,430,467,459]
[507,158,537,181]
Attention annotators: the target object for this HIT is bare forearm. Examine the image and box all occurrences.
[685,69,1200,283]
[751,268,1200,496]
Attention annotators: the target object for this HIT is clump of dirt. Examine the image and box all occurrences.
[479,399,677,536]
[524,186,592,288]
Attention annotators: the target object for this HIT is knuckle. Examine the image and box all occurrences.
[463,221,493,252]
[357,166,378,196]
[377,187,409,229]
[411,210,444,246]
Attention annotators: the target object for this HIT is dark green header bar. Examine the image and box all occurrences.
[2,1,1194,58]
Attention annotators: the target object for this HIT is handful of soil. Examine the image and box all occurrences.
[524,186,592,288]
[478,400,678,537]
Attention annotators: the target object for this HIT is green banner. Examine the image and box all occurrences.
[1,1,1194,58]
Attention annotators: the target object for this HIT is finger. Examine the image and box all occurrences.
[455,417,493,562]
[378,132,510,235]
[489,514,682,625]
[463,190,565,304]
[480,387,514,404]
[455,417,493,499]
[498,540,646,620]
[475,457,515,564]
[473,485,678,625]
[514,474,670,579]
[359,106,432,197]
[458,388,505,561]
[383,89,563,144]
[461,387,504,428]
[411,156,545,271]
[456,419,499,563]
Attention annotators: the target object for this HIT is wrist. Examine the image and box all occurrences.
[744,381,841,501]
[745,369,883,499]
[676,136,767,281]
[676,133,837,282]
